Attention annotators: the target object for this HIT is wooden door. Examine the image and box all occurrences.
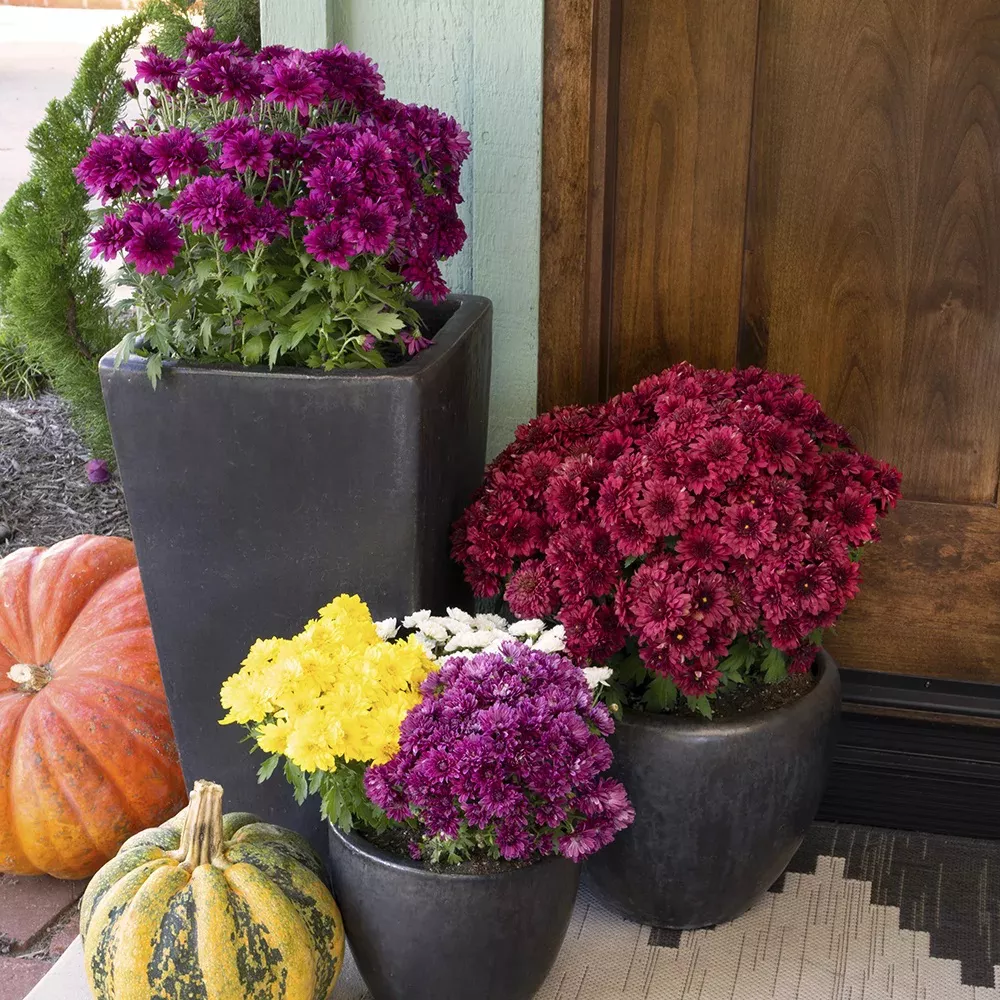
[539,0,1000,683]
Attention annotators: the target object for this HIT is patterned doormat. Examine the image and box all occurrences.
[332,822,1000,999]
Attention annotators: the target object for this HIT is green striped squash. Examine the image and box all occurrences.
[80,779,345,1000]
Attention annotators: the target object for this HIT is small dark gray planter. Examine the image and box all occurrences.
[99,296,491,844]
[328,824,580,1000]
[586,651,841,928]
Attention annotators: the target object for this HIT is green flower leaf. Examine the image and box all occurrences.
[642,675,678,712]
[283,759,308,805]
[194,258,216,286]
[762,645,788,684]
[686,695,713,718]
[241,334,264,365]
[352,302,406,337]
[289,301,330,340]
[145,352,163,387]
[199,315,214,350]
[256,754,280,783]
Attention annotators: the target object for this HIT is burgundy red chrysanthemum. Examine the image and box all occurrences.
[452,364,902,700]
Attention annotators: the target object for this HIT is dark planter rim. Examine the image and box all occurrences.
[328,822,570,884]
[98,293,491,383]
[618,648,839,737]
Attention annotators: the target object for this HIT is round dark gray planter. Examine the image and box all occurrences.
[587,650,841,928]
[328,824,580,1000]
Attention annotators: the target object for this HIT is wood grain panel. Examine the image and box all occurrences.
[609,0,760,394]
[743,0,1000,504]
[825,501,1000,681]
[538,0,620,410]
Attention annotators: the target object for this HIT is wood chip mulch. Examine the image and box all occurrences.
[0,392,131,554]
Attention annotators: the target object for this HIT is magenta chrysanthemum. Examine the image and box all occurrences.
[77,30,469,371]
[303,220,351,269]
[343,197,395,255]
[144,128,208,184]
[74,134,156,202]
[264,52,325,115]
[123,206,183,275]
[134,46,185,91]
[89,214,132,261]
[218,127,273,176]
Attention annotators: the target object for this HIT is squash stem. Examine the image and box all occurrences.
[177,780,226,870]
[7,663,51,692]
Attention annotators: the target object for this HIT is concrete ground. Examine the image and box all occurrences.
[0,6,128,209]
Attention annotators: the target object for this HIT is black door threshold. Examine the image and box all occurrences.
[818,669,1000,839]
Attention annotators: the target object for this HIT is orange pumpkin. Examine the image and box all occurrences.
[0,535,186,879]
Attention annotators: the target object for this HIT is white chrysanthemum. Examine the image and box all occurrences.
[508,618,545,638]
[402,609,432,629]
[473,612,509,630]
[374,617,398,640]
[445,629,504,652]
[582,666,613,690]
[445,607,474,625]
[532,625,566,653]
[418,620,451,643]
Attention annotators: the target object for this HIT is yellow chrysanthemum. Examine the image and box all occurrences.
[256,717,292,756]
[220,593,435,775]
[220,669,271,725]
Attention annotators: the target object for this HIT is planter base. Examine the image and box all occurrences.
[328,825,580,1000]
[587,652,841,928]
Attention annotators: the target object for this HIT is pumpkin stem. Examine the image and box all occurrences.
[7,663,51,693]
[176,780,226,870]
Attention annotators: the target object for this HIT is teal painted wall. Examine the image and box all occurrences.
[261,0,543,456]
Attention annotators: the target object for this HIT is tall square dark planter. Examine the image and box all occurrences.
[100,296,492,843]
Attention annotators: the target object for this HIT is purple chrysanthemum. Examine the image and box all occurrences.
[124,205,183,275]
[186,51,233,98]
[351,132,397,191]
[398,331,432,356]
[204,116,253,144]
[343,197,395,255]
[217,57,266,110]
[89,214,132,261]
[305,157,359,201]
[144,128,209,184]
[364,643,634,863]
[170,175,253,234]
[290,193,332,223]
[77,32,472,368]
[217,201,288,253]
[401,255,448,302]
[183,27,223,61]
[309,44,384,107]
[264,53,325,116]
[74,134,156,203]
[218,127,274,177]
[303,220,351,269]
[135,46,185,91]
